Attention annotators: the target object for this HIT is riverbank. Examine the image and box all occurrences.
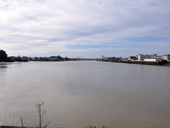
[163,62,170,66]
[0,126,33,128]
[102,60,170,66]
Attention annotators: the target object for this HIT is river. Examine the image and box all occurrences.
[0,61,170,128]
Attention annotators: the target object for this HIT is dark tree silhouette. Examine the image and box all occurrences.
[0,50,8,61]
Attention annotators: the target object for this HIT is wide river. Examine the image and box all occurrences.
[0,61,170,128]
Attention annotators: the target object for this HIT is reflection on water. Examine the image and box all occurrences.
[0,63,8,88]
[0,62,7,69]
[0,61,170,128]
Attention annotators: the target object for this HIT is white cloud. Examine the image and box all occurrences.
[0,0,170,57]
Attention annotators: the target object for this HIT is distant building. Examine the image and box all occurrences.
[121,58,128,61]
[161,54,170,62]
[137,54,153,61]
[136,54,170,62]
[33,57,39,61]
[144,58,162,62]
[102,57,109,61]
[128,56,137,61]
[153,54,157,57]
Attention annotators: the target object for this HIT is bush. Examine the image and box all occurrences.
[161,60,168,64]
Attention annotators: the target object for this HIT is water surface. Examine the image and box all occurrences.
[0,61,170,128]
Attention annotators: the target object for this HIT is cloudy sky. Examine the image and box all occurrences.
[0,0,170,58]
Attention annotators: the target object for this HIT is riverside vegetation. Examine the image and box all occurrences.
[0,103,110,128]
[0,50,71,62]
[0,50,28,62]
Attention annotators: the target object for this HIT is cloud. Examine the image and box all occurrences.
[0,0,170,57]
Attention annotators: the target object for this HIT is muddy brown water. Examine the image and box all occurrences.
[0,61,170,128]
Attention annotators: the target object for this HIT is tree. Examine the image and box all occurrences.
[0,50,8,61]
[108,57,119,62]
[161,60,168,65]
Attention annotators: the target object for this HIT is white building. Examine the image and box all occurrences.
[137,54,153,61]
[161,54,170,62]
[144,58,162,62]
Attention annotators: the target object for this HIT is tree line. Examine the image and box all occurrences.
[0,50,28,62]
[0,49,72,62]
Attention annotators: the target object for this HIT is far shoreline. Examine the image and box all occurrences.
[0,60,170,67]
[100,60,170,66]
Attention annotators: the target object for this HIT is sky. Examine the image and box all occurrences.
[0,0,170,58]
